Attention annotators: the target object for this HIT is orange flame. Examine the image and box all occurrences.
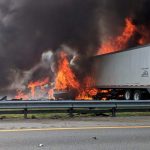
[97,18,136,55]
[54,52,98,100]
[15,77,53,100]
[76,76,98,100]
[15,90,29,100]
[55,51,80,91]
[28,77,49,98]
[48,89,55,100]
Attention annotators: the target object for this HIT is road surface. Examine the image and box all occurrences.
[0,126,150,150]
[0,116,150,150]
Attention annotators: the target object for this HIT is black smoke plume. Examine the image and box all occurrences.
[0,0,150,96]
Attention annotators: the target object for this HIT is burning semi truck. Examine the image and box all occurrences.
[93,44,150,100]
[13,18,150,101]
[14,44,150,101]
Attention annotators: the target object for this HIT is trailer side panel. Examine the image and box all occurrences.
[94,46,150,88]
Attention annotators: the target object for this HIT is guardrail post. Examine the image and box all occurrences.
[112,107,116,117]
[68,108,74,118]
[24,108,28,119]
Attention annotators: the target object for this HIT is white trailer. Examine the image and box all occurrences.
[93,45,150,100]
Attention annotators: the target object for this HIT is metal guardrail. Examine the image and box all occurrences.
[0,100,149,118]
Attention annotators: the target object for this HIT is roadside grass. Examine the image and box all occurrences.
[0,112,99,119]
[116,111,150,117]
[0,113,69,119]
[0,111,150,119]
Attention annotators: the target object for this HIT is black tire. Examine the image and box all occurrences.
[133,90,142,101]
[124,90,132,100]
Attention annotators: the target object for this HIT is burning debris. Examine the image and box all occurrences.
[15,51,97,100]
[76,76,98,100]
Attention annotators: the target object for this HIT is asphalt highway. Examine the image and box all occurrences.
[0,126,150,150]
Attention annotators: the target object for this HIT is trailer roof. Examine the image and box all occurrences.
[95,43,150,58]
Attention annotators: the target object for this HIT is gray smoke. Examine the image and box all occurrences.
[0,0,149,96]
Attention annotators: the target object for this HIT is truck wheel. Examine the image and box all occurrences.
[133,90,142,101]
[124,90,132,100]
